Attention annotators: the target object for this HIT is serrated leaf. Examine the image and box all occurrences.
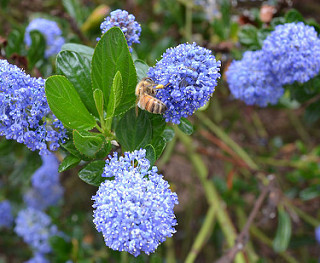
[78,160,107,186]
[115,109,152,151]
[93,89,104,119]
[95,140,112,159]
[273,207,292,253]
[58,154,80,172]
[92,27,137,116]
[27,30,46,69]
[162,126,175,142]
[61,43,94,60]
[178,118,194,135]
[107,71,123,118]
[45,75,96,130]
[145,144,156,167]
[134,59,149,81]
[73,130,104,157]
[56,50,98,117]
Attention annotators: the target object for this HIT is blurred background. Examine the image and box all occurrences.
[1,0,320,262]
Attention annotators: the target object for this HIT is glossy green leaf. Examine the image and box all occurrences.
[61,140,83,159]
[45,75,96,130]
[93,89,104,120]
[273,207,292,253]
[95,140,112,159]
[106,71,123,119]
[178,118,194,135]
[92,27,137,116]
[162,126,175,142]
[152,136,166,159]
[73,130,104,158]
[61,43,94,60]
[134,59,149,81]
[78,160,107,186]
[27,30,46,69]
[56,50,98,117]
[115,109,152,151]
[150,113,166,141]
[285,9,304,23]
[58,154,81,172]
[145,144,156,167]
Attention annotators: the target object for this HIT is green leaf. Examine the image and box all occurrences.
[92,27,137,116]
[58,154,81,172]
[238,25,260,50]
[45,75,96,130]
[73,130,104,158]
[273,207,292,253]
[62,0,85,25]
[145,144,156,167]
[27,30,46,69]
[150,113,166,141]
[106,71,123,119]
[285,9,304,23]
[93,89,104,120]
[78,160,107,186]
[270,17,285,28]
[61,140,83,159]
[152,136,166,159]
[5,29,24,56]
[134,59,149,81]
[299,185,320,201]
[95,140,112,159]
[56,50,98,117]
[61,43,94,60]
[115,109,152,151]
[162,126,175,142]
[178,118,194,135]
[304,100,320,124]
[50,236,72,262]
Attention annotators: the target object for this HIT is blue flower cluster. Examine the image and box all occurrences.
[92,149,179,257]
[14,207,59,254]
[24,253,49,263]
[99,9,141,52]
[25,18,65,58]
[316,226,320,244]
[0,59,67,155]
[226,50,284,107]
[148,43,221,124]
[262,22,320,85]
[227,22,320,106]
[0,200,14,228]
[24,153,63,210]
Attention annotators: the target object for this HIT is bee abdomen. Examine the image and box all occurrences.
[144,95,167,114]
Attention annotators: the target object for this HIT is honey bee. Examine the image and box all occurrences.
[135,77,168,115]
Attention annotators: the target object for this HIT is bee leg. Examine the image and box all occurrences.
[154,84,165,89]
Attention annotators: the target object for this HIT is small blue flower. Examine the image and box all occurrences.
[226,50,284,107]
[0,59,67,155]
[24,153,63,210]
[0,200,14,228]
[14,208,58,254]
[24,253,49,263]
[148,43,221,124]
[98,9,141,52]
[316,226,320,244]
[25,18,65,58]
[92,149,178,257]
[262,22,320,85]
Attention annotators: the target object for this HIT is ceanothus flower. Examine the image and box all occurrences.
[262,22,320,85]
[226,50,284,107]
[148,42,221,124]
[98,9,141,52]
[14,208,58,254]
[24,253,49,263]
[92,149,178,257]
[24,153,63,210]
[25,18,65,58]
[0,200,14,228]
[316,226,320,244]
[0,59,67,155]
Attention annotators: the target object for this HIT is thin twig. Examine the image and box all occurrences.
[215,175,275,263]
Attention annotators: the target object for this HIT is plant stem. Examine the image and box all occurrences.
[285,201,320,227]
[185,205,216,263]
[175,127,246,263]
[196,112,258,170]
[165,238,176,263]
